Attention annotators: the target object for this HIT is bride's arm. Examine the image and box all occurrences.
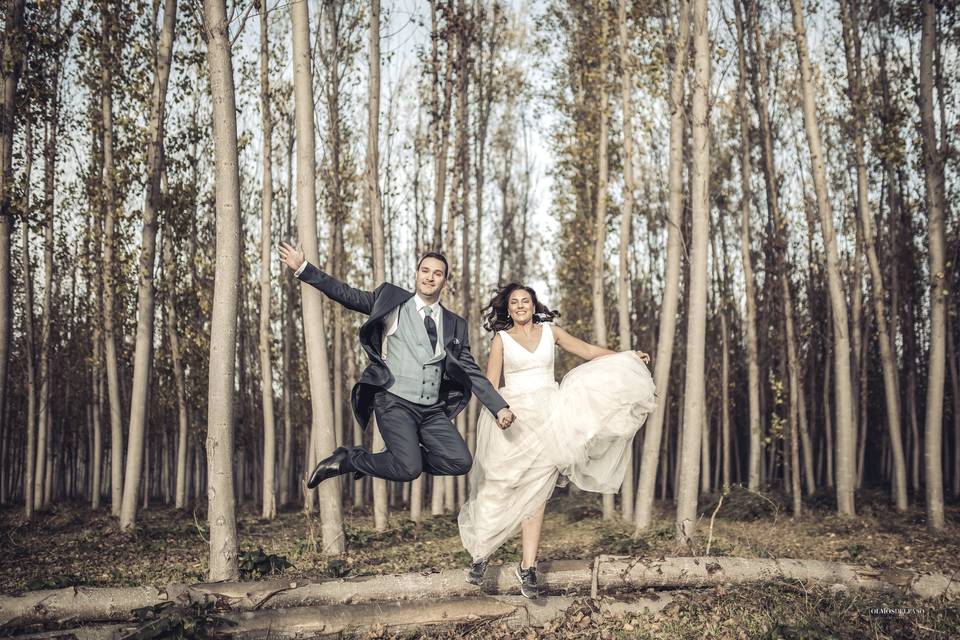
[485,334,505,388]
[553,325,616,361]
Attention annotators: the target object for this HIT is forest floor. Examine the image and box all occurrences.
[2,487,959,638]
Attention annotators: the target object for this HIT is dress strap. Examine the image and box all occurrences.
[542,322,554,343]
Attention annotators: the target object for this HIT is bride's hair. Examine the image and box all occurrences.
[481,283,561,333]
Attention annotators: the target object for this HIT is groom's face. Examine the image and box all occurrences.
[415,257,447,298]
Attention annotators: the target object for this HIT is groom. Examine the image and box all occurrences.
[278,242,515,487]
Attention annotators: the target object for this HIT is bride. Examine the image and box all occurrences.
[458,283,656,599]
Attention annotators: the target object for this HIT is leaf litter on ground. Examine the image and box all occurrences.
[2,488,958,637]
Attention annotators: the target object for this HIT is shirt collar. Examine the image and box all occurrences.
[414,294,439,316]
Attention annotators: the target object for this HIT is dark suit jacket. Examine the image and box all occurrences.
[297,263,509,430]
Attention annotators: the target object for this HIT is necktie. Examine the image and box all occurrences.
[424,306,438,352]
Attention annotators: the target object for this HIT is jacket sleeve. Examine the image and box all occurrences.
[456,321,509,415]
[296,261,377,315]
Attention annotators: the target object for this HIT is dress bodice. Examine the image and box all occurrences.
[500,323,556,391]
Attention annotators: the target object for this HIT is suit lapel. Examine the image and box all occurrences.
[373,286,414,323]
[359,285,413,351]
[441,306,456,352]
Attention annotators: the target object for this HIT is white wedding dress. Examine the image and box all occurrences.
[458,323,657,562]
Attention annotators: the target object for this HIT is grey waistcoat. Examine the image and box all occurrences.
[384,298,446,405]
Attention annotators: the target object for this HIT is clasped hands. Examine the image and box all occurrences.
[496,408,516,430]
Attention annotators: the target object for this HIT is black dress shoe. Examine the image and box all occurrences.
[307,447,350,488]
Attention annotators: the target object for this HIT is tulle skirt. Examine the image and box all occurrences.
[458,351,656,561]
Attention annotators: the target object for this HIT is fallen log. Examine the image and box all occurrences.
[2,556,956,629]
[598,555,960,601]
[3,594,675,639]
[216,593,674,639]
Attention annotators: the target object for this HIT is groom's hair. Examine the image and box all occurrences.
[417,251,449,278]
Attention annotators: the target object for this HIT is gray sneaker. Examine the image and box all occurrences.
[466,558,488,585]
[515,563,539,599]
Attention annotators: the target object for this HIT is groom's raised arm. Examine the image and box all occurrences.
[295,261,377,315]
[280,241,377,315]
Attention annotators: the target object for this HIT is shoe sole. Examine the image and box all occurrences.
[515,565,538,599]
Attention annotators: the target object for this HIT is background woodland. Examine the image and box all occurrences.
[0,0,957,583]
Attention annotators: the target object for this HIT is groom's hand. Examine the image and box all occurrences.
[278,241,306,272]
[496,408,515,430]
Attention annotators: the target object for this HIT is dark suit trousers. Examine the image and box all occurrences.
[345,391,472,482]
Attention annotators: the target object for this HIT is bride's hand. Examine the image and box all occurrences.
[635,350,651,364]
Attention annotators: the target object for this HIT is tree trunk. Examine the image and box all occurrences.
[202,0,242,581]
[164,232,190,510]
[348,355,363,511]
[100,3,124,517]
[850,223,864,488]
[711,219,732,492]
[784,275,802,516]
[700,401,710,495]
[633,0,688,532]
[824,334,833,488]
[368,0,384,281]
[747,0,791,494]
[290,0,344,553]
[443,472,454,513]
[588,4,612,521]
[617,0,635,522]
[918,0,946,530]
[409,475,423,521]
[946,308,960,497]
[21,127,35,520]
[468,4,498,501]
[443,5,465,263]
[120,0,177,530]
[675,0,709,545]
[0,0,25,460]
[91,345,103,510]
[142,433,151,510]
[456,4,472,511]
[37,73,61,512]
[733,0,761,494]
[256,0,277,521]
[90,127,104,510]
[0,419,7,505]
[432,475,444,515]
[367,0,389,533]
[789,0,856,517]
[280,129,295,508]
[431,2,455,251]
[161,427,171,505]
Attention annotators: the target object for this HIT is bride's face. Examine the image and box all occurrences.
[508,289,534,324]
